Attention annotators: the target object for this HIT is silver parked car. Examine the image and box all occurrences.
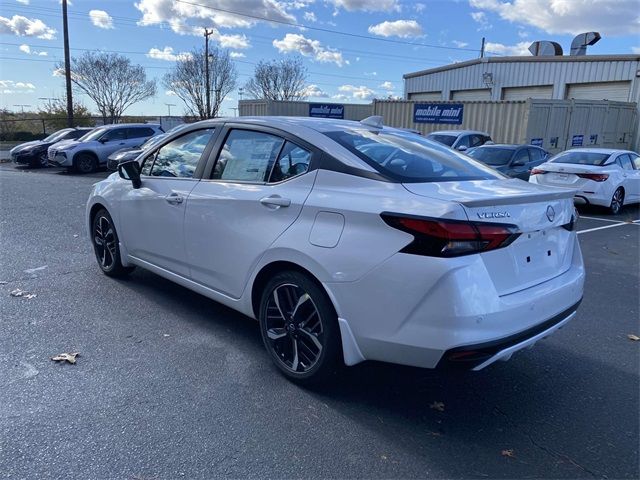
[425,130,492,152]
[48,123,164,173]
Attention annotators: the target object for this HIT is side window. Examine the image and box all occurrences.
[147,128,214,178]
[513,149,530,165]
[127,127,155,139]
[212,129,284,182]
[528,148,543,162]
[102,128,127,142]
[269,141,311,183]
[456,135,471,148]
[618,154,633,171]
[469,135,485,147]
[630,154,640,170]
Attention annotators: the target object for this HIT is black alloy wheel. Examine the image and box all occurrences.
[91,209,134,277]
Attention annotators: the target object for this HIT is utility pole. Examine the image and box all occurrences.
[204,28,213,118]
[62,0,73,127]
[13,104,31,114]
[165,103,176,116]
[480,37,486,58]
[230,107,238,117]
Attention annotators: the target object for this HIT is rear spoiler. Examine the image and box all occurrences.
[458,188,577,208]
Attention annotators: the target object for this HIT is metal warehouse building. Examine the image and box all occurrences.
[403,54,640,150]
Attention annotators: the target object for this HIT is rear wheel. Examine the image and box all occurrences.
[610,187,624,215]
[259,271,341,385]
[91,209,134,277]
[76,153,97,174]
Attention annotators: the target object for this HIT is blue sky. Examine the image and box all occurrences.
[1,0,639,116]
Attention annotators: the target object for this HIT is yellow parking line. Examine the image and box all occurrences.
[577,222,638,235]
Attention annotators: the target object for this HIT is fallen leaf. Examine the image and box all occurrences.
[501,449,515,458]
[24,293,37,299]
[628,334,640,341]
[10,288,36,299]
[73,234,79,238]
[51,352,80,364]
[0,281,7,285]
[429,401,445,412]
[163,334,170,337]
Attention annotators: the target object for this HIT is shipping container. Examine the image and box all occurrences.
[239,100,373,121]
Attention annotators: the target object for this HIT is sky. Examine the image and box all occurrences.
[1,0,639,117]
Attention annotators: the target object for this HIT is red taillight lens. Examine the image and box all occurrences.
[576,173,609,182]
[382,214,521,257]
[530,168,547,175]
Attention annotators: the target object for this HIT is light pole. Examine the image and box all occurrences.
[230,107,238,117]
[165,103,176,116]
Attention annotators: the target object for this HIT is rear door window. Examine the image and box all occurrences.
[512,149,530,165]
[127,127,155,139]
[618,154,634,170]
[630,154,640,170]
[469,134,485,148]
[212,129,284,182]
[528,148,543,162]
[268,142,311,183]
[102,128,127,142]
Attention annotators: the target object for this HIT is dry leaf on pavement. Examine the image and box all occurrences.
[10,288,36,298]
[51,352,80,364]
[628,334,640,341]
[429,401,445,412]
[501,449,515,458]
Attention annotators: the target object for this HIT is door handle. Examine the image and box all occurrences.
[165,192,184,205]
[260,195,291,208]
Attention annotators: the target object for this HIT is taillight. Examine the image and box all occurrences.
[530,168,547,175]
[576,173,609,182]
[381,214,521,257]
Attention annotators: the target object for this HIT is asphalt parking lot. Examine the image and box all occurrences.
[1,163,638,479]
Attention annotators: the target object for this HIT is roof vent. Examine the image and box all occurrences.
[570,32,601,56]
[528,41,563,56]
[360,116,384,128]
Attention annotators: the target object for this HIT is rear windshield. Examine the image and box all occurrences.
[467,147,514,166]
[549,151,610,166]
[325,129,502,183]
[425,133,456,147]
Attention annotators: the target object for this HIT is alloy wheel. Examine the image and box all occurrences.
[93,215,117,270]
[611,189,624,214]
[264,283,324,373]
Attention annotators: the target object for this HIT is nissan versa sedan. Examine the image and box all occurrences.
[86,116,584,384]
[529,148,640,214]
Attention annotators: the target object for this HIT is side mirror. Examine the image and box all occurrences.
[118,160,142,189]
[457,145,468,152]
[512,160,526,167]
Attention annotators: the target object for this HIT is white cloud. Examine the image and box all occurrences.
[18,43,47,56]
[303,11,317,22]
[484,41,531,56]
[135,0,295,33]
[469,0,640,36]
[89,10,114,29]
[414,3,426,12]
[147,46,193,61]
[632,46,640,54]
[230,51,246,58]
[17,0,30,4]
[517,29,529,38]
[368,20,423,38]
[273,33,346,66]
[331,93,350,101]
[165,90,177,96]
[302,84,329,98]
[470,11,492,30]
[329,0,400,12]
[0,15,56,39]
[338,84,377,100]
[0,79,36,94]
[452,40,469,48]
[380,81,394,90]
[364,71,377,76]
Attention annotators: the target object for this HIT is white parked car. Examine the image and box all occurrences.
[425,130,492,152]
[529,148,640,214]
[86,117,584,384]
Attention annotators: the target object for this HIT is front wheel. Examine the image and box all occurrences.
[76,153,97,174]
[610,187,624,215]
[259,271,341,385]
[91,209,134,277]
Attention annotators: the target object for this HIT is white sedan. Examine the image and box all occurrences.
[86,116,584,384]
[529,148,640,214]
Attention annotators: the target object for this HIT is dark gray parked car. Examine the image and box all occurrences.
[467,144,549,180]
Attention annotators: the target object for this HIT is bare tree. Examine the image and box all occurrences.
[58,52,156,123]
[244,58,308,101]
[163,47,237,119]
[38,97,93,130]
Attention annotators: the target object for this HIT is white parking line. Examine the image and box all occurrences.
[580,216,626,224]
[577,222,639,235]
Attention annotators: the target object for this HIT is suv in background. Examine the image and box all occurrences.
[426,130,492,152]
[48,123,163,173]
[10,127,92,168]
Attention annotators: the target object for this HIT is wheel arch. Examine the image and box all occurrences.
[73,150,99,167]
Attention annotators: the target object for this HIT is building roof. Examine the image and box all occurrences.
[403,54,640,79]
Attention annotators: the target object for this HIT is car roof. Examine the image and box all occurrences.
[561,147,633,155]
[426,130,490,137]
[474,144,539,149]
[98,123,161,129]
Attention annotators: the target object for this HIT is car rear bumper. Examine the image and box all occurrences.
[326,234,585,369]
[529,177,610,207]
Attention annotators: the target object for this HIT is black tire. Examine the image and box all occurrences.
[259,270,342,385]
[610,187,624,215]
[28,153,47,168]
[91,209,135,278]
[75,152,97,174]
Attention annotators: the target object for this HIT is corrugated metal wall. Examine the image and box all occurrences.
[239,100,372,120]
[372,100,529,144]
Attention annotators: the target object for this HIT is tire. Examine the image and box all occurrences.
[259,270,342,385]
[75,153,97,174]
[91,209,135,278]
[610,187,624,215]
